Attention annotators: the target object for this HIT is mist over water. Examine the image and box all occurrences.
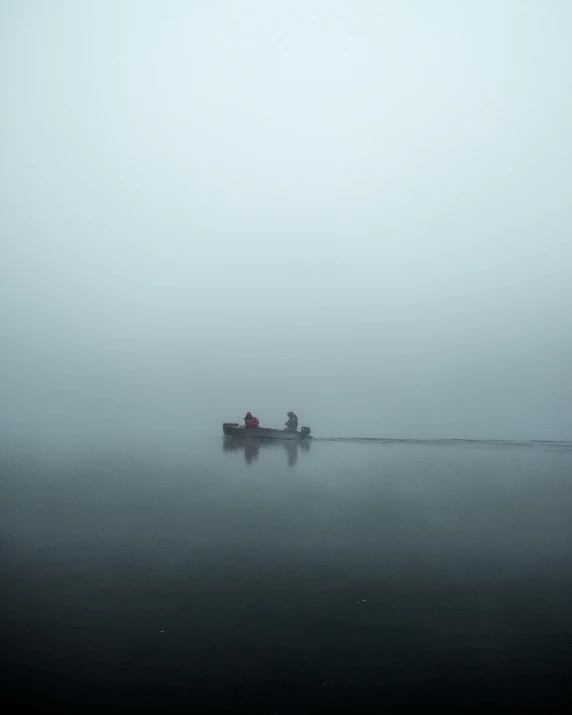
[2,0,572,712]
[1,0,572,442]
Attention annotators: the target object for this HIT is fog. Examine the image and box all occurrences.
[2,0,571,444]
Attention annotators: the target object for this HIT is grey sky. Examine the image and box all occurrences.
[1,0,571,440]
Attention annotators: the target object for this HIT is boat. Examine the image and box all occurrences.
[223,423,312,441]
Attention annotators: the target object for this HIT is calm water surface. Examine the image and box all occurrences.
[2,436,572,713]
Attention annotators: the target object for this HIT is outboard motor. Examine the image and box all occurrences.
[300,426,311,439]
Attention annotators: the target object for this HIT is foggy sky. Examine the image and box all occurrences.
[1,0,571,441]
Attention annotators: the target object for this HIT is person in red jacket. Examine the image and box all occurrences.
[244,412,260,429]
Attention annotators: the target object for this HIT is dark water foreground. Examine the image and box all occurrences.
[2,437,572,713]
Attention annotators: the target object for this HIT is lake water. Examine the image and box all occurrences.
[2,435,572,713]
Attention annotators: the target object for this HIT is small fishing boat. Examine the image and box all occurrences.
[223,423,312,440]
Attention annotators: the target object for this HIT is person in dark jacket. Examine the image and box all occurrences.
[285,411,298,431]
[244,412,260,429]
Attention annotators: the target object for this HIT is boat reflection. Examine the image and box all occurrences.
[222,437,311,467]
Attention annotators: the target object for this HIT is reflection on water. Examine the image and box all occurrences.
[222,436,311,467]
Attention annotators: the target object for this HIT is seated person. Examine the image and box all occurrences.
[285,411,298,431]
[244,412,260,429]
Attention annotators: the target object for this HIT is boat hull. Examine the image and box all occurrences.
[223,424,311,441]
